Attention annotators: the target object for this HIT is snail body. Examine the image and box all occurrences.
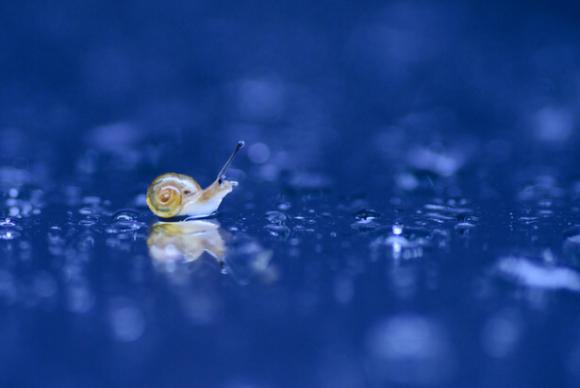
[146,141,244,218]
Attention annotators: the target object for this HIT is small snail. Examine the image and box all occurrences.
[146,141,244,218]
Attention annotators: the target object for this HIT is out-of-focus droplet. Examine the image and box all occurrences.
[365,314,455,385]
[532,106,574,142]
[480,310,522,358]
[392,224,403,235]
[109,298,146,342]
[496,256,580,292]
[248,143,271,164]
[181,294,222,326]
[66,280,95,314]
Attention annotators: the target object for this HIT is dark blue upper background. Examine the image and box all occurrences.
[2,0,580,181]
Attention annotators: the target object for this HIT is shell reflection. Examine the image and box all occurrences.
[147,220,226,264]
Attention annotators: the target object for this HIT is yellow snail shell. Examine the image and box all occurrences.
[146,141,244,219]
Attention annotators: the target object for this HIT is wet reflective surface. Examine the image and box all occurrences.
[3,0,580,387]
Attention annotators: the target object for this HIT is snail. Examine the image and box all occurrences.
[146,141,244,218]
[147,219,226,264]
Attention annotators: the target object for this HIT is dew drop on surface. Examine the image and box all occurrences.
[79,207,95,215]
[278,201,291,210]
[113,219,145,232]
[351,219,379,230]
[455,222,476,231]
[78,219,97,227]
[0,218,17,227]
[352,209,381,220]
[0,229,21,240]
[392,224,403,235]
[265,211,287,223]
[113,209,140,220]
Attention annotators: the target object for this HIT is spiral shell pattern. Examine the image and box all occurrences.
[146,173,201,218]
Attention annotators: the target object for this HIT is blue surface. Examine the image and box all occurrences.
[2,0,580,387]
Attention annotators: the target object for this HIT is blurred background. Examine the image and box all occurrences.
[2,0,580,387]
[2,0,580,190]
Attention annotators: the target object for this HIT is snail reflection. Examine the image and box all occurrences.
[147,219,278,284]
[147,219,226,265]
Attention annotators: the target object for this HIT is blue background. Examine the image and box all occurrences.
[2,0,580,387]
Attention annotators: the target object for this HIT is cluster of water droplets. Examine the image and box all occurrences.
[2,186,44,218]
[0,218,22,240]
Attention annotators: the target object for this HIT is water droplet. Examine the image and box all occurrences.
[113,209,140,220]
[117,220,144,232]
[519,217,539,225]
[0,218,22,240]
[264,224,290,238]
[351,219,379,230]
[455,222,476,232]
[353,209,381,220]
[265,211,287,223]
[0,229,21,240]
[79,207,94,215]
[0,218,17,227]
[392,224,403,235]
[78,219,97,227]
[278,201,291,210]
